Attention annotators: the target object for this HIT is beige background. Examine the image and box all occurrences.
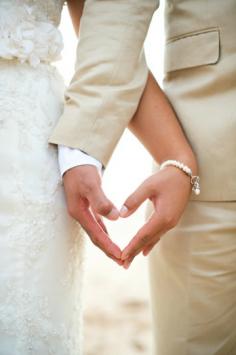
[58,3,164,354]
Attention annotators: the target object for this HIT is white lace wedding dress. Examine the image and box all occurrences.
[0,1,85,354]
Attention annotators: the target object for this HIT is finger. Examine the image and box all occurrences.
[120,181,152,218]
[83,211,121,260]
[121,212,163,260]
[123,256,135,269]
[142,241,157,256]
[76,199,122,261]
[87,185,119,220]
[92,211,108,234]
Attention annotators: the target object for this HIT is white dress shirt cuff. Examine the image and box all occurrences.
[58,145,103,178]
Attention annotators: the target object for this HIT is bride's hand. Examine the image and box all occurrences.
[120,165,195,268]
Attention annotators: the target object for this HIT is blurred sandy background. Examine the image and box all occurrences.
[58,3,165,354]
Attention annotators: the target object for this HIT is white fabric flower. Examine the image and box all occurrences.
[0,2,63,67]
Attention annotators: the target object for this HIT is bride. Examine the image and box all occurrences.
[0,1,86,354]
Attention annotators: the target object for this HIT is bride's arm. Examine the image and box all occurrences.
[121,72,199,268]
[129,71,198,174]
[67,0,85,34]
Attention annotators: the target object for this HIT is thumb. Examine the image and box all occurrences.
[87,185,119,220]
[120,181,150,218]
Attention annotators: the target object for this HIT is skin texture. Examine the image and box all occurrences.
[63,2,198,268]
[120,72,198,268]
[63,165,123,265]
[120,166,194,268]
[67,0,85,34]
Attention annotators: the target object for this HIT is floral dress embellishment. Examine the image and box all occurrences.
[0,0,65,67]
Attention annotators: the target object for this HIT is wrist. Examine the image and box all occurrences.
[159,157,200,195]
[159,154,198,176]
[177,156,198,176]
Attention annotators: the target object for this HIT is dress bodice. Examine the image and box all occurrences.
[0,0,65,67]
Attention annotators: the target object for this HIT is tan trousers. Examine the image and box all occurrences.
[148,200,236,355]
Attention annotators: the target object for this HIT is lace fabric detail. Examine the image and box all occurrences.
[0,2,86,353]
[0,0,65,67]
[0,56,85,354]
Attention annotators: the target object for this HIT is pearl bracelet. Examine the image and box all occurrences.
[159,159,200,195]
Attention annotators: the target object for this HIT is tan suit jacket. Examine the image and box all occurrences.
[49,0,158,162]
[49,0,236,202]
[161,0,236,201]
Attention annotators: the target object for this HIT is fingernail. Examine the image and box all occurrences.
[120,205,129,218]
[114,251,122,259]
[107,208,119,220]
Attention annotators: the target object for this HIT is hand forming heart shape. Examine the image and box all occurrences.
[63,164,192,270]
[97,165,192,269]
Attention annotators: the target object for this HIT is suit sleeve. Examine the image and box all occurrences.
[48,0,159,167]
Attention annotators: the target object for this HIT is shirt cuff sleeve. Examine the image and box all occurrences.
[58,145,103,178]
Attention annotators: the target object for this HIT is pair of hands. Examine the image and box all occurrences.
[63,164,192,269]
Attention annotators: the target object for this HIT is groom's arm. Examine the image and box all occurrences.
[48,0,159,264]
[49,0,159,167]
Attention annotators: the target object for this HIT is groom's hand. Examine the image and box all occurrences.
[63,165,123,265]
